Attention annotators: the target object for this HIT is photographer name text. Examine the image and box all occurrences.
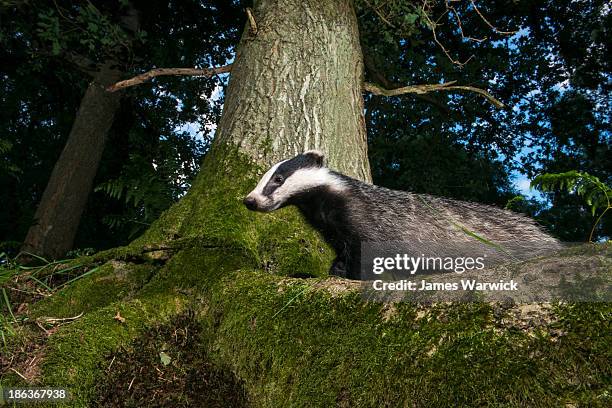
[371,279,518,292]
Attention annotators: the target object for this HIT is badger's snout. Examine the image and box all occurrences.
[243,195,258,211]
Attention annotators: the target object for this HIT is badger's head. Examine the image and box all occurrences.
[243,150,340,212]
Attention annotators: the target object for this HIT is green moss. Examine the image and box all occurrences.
[558,241,611,257]
[40,294,188,407]
[132,145,334,277]
[17,245,610,407]
[200,271,612,407]
[7,142,609,407]
[30,262,157,319]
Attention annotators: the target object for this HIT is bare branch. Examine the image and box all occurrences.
[363,81,505,109]
[106,64,233,92]
[446,0,488,43]
[363,52,451,114]
[470,0,516,35]
[422,4,474,67]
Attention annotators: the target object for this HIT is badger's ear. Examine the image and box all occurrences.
[303,149,325,167]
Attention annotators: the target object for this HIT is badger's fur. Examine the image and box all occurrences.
[244,150,562,280]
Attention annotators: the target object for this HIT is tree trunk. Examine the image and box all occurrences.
[134,0,370,251]
[21,64,123,259]
[216,0,370,181]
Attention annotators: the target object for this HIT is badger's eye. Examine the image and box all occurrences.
[273,175,284,184]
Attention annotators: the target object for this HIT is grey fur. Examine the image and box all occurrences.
[245,152,563,279]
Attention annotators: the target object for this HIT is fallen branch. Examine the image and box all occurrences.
[363,80,505,109]
[107,64,233,92]
[37,311,84,325]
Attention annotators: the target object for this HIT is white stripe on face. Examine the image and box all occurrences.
[246,159,288,201]
[270,167,345,209]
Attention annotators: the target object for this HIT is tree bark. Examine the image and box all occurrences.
[21,64,123,259]
[134,0,371,248]
[216,0,370,180]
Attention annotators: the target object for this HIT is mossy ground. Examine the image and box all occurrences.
[94,312,249,408]
[1,148,610,407]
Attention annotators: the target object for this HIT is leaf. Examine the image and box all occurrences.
[51,40,61,55]
[404,13,419,25]
[159,351,171,366]
[113,311,126,323]
[531,170,612,241]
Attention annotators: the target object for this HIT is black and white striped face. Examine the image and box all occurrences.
[244,150,339,212]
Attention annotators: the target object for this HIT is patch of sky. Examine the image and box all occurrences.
[175,59,231,143]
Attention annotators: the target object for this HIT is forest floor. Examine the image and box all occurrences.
[0,242,610,407]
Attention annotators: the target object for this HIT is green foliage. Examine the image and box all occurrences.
[35,1,137,62]
[1,0,609,248]
[531,171,611,241]
[94,132,206,240]
[504,195,525,210]
[0,139,20,177]
[358,0,610,241]
[0,0,243,250]
[532,171,611,217]
[355,0,429,41]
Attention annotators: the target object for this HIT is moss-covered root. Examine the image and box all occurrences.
[29,261,157,319]
[202,271,611,407]
[6,247,252,406]
[122,245,609,407]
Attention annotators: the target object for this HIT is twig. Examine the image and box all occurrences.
[107,355,116,372]
[9,286,50,297]
[38,312,84,324]
[446,0,487,42]
[28,356,38,368]
[10,368,28,381]
[364,0,397,28]
[36,321,50,335]
[107,64,233,92]
[422,4,473,67]
[470,0,516,35]
[363,81,505,109]
[589,206,610,242]
[246,8,257,34]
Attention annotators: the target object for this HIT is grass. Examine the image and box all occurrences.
[0,249,115,388]
[0,250,98,293]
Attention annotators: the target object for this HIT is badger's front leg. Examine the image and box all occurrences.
[329,256,349,278]
[329,245,361,280]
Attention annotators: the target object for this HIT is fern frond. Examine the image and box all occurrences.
[531,170,611,241]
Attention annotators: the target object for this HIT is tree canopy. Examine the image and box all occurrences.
[1,0,610,254]
[0,0,242,251]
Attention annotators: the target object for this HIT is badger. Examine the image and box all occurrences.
[243,150,562,280]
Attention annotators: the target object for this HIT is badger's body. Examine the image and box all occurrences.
[244,151,562,279]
